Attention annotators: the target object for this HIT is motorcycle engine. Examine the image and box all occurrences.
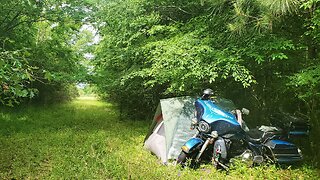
[224,134,248,157]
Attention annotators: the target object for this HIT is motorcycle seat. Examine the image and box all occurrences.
[246,127,282,144]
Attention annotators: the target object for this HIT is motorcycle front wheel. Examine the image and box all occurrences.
[213,138,228,169]
[177,151,187,164]
[176,151,197,167]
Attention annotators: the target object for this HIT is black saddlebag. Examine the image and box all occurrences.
[264,139,302,163]
[287,121,310,137]
[270,112,310,137]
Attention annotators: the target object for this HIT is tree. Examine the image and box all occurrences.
[0,0,96,105]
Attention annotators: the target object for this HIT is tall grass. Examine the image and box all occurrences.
[0,98,319,179]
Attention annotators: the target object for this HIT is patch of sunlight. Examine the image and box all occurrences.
[77,96,97,100]
[72,96,111,108]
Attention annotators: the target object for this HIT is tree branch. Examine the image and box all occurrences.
[0,1,21,27]
[3,10,23,32]
[155,5,193,15]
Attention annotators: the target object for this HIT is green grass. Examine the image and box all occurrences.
[0,98,319,179]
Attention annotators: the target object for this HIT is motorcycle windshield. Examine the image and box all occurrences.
[213,97,236,112]
[196,99,240,126]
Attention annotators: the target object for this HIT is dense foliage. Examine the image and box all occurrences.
[0,0,95,105]
[93,0,319,117]
[92,0,320,162]
[1,0,320,166]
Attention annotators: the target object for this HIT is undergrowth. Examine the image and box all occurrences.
[0,98,319,179]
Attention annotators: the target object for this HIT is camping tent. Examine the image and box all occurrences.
[144,96,197,164]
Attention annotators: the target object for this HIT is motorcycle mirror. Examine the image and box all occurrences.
[191,118,198,125]
[242,108,250,115]
[211,131,218,138]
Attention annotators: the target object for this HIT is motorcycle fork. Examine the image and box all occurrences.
[193,131,199,138]
[195,137,212,162]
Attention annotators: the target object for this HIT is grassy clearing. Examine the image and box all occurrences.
[0,99,319,179]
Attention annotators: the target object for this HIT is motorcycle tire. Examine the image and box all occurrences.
[177,151,197,167]
[177,151,187,164]
[213,138,228,170]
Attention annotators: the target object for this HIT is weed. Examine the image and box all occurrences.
[0,98,319,179]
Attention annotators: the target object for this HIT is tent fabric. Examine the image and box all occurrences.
[144,96,197,163]
[144,121,167,162]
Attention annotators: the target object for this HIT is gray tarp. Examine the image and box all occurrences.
[144,96,197,163]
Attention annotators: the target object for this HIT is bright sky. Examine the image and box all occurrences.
[80,24,100,45]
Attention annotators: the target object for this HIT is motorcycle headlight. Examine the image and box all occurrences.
[198,121,210,133]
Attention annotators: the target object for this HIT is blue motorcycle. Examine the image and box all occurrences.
[177,89,306,169]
